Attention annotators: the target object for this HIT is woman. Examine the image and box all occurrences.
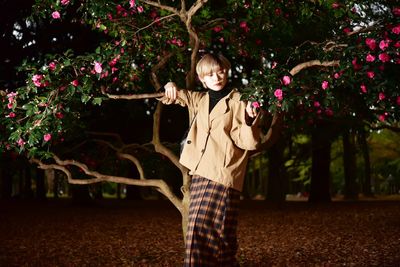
[163,53,261,266]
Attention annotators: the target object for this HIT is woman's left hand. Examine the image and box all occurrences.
[245,101,260,119]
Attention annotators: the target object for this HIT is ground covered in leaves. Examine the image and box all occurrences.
[0,198,399,266]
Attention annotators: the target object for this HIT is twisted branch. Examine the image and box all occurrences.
[31,155,183,214]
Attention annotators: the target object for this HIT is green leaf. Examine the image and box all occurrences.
[92,97,103,106]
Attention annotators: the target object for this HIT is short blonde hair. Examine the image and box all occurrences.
[196,53,231,78]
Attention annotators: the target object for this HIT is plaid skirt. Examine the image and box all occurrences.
[184,175,241,267]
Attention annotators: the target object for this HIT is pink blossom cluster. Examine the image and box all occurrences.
[48,61,57,71]
[43,133,52,142]
[51,1,73,19]
[5,92,17,118]
[239,21,250,33]
[167,38,184,47]
[32,74,49,87]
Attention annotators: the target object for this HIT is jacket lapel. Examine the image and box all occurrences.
[209,90,234,123]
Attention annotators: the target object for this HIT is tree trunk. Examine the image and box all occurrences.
[266,138,286,202]
[0,153,13,199]
[358,128,373,197]
[23,164,34,199]
[35,168,47,200]
[342,129,359,200]
[309,126,332,203]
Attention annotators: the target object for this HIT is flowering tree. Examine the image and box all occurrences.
[1,0,399,232]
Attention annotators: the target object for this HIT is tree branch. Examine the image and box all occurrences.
[31,156,183,214]
[101,86,164,99]
[289,60,340,76]
[141,0,179,15]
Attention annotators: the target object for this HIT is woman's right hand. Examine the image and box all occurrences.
[164,82,178,101]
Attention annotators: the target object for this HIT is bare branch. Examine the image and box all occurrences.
[31,156,183,214]
[289,60,340,76]
[101,86,164,99]
[141,0,179,14]
[118,152,146,180]
[135,13,177,35]
[366,122,400,133]
[150,51,176,91]
[187,0,208,18]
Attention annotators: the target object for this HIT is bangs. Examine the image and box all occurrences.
[196,54,231,77]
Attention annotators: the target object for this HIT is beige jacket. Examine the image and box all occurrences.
[163,88,261,192]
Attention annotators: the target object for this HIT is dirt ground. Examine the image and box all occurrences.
[0,198,399,267]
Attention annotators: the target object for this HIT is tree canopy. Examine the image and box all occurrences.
[1,0,399,158]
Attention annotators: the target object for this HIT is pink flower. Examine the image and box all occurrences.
[8,112,16,118]
[48,62,56,71]
[367,71,375,79]
[325,108,333,116]
[378,92,385,101]
[271,61,278,69]
[392,7,400,16]
[239,21,250,32]
[332,3,340,9]
[352,57,362,71]
[17,138,25,147]
[213,26,223,32]
[94,61,102,74]
[392,25,400,35]
[343,28,351,34]
[219,37,225,43]
[379,40,390,51]
[379,53,390,62]
[274,89,283,101]
[61,0,70,5]
[321,80,329,90]
[129,0,136,8]
[71,80,79,87]
[360,84,367,93]
[275,8,281,16]
[394,41,400,48]
[334,72,342,79]
[52,11,61,19]
[251,102,260,109]
[100,70,109,79]
[378,114,385,122]
[7,92,17,98]
[137,6,144,13]
[55,112,64,119]
[366,54,376,62]
[313,101,320,107]
[282,75,291,86]
[43,133,52,142]
[365,38,377,50]
[32,74,45,87]
[7,102,13,109]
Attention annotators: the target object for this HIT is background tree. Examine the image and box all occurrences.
[1,0,399,235]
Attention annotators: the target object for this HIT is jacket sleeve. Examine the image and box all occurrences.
[230,100,261,151]
[159,89,198,109]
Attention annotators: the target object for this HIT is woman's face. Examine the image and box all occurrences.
[200,68,228,91]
